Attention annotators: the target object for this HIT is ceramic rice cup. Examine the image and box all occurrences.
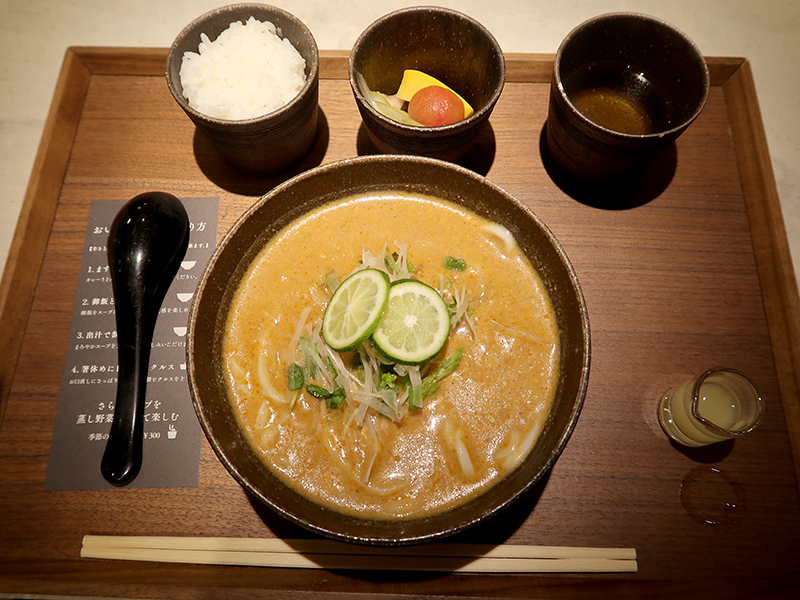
[166,3,319,174]
[349,6,505,163]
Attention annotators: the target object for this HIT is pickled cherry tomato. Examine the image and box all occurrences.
[407,86,465,127]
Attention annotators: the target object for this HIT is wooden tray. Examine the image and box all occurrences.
[1,48,799,598]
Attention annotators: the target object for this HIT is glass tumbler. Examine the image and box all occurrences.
[658,367,763,447]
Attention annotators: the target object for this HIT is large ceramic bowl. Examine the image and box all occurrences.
[187,155,590,545]
[349,6,505,162]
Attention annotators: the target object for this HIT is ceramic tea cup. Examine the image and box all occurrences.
[545,12,709,180]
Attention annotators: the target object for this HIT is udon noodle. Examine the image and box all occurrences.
[223,191,559,519]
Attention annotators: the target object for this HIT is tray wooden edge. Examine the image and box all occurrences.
[1,50,798,493]
[723,60,800,484]
[0,48,91,424]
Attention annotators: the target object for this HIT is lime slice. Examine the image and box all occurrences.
[322,268,390,351]
[371,279,451,365]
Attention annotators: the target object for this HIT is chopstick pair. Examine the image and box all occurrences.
[80,535,638,573]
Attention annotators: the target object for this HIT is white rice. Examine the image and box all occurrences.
[180,17,307,121]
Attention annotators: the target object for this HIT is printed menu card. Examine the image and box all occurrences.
[45,197,220,490]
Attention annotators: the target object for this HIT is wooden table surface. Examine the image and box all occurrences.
[1,49,800,598]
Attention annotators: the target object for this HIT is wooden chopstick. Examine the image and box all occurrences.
[81,535,637,573]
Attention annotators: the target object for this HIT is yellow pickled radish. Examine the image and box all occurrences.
[396,69,474,118]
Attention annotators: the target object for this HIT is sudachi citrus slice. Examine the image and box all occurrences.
[322,268,390,351]
[371,279,451,365]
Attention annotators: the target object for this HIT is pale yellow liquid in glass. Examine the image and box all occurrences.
[659,376,742,447]
[697,382,741,429]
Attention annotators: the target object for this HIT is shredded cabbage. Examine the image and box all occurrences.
[355,70,423,127]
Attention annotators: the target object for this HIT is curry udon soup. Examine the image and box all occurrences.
[223,191,560,519]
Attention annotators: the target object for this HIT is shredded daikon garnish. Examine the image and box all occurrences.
[389,240,414,279]
[280,244,465,423]
[348,400,371,427]
[284,305,311,364]
[405,364,423,410]
[449,285,476,337]
[357,242,413,281]
[358,245,384,273]
[361,415,380,482]
[350,391,398,420]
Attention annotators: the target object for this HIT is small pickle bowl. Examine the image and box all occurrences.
[166,3,319,174]
[349,6,505,163]
[186,155,590,545]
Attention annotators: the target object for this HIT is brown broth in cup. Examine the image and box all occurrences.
[564,61,670,135]
[571,88,653,135]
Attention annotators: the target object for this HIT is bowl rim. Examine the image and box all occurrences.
[165,2,320,126]
[186,154,590,545]
[348,5,506,133]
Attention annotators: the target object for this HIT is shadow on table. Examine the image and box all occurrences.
[670,437,735,463]
[192,109,331,196]
[245,467,551,581]
[355,121,497,177]
[539,123,677,210]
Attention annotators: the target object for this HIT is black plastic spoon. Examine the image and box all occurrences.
[101,192,190,487]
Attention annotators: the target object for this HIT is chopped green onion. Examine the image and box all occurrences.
[378,372,399,392]
[384,253,401,276]
[408,382,424,410]
[326,391,346,409]
[422,347,464,399]
[306,384,331,399]
[444,256,467,271]
[304,356,347,409]
[325,356,337,375]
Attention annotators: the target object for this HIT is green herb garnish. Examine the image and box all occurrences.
[422,347,464,398]
[287,364,304,391]
[444,256,467,271]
